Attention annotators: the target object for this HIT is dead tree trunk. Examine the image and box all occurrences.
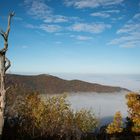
[0,12,14,138]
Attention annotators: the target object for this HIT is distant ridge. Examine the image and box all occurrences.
[6,74,129,95]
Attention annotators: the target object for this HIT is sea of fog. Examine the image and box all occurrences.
[54,73,140,92]
[41,92,128,125]
[41,74,140,125]
[67,92,128,125]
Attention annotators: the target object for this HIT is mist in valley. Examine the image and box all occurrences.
[67,92,129,125]
[41,91,129,125]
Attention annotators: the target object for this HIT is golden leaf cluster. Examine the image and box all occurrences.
[14,93,98,138]
[126,92,140,133]
[106,111,123,134]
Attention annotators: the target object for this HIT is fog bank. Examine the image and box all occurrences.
[55,73,140,91]
[67,92,128,118]
[41,91,129,125]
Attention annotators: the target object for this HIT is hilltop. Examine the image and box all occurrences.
[6,74,128,95]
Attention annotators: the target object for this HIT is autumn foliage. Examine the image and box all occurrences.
[106,92,140,137]
[126,92,140,133]
[106,111,123,134]
[14,93,98,139]
[5,91,140,140]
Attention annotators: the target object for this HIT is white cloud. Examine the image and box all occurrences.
[43,15,80,23]
[117,24,140,34]
[64,0,124,9]
[108,35,140,46]
[133,13,140,20]
[25,23,62,33]
[44,15,68,23]
[23,0,75,23]
[39,24,62,33]
[111,16,124,22]
[24,0,52,19]
[70,35,92,41]
[70,23,111,33]
[90,10,120,18]
[120,40,140,48]
[77,35,92,41]
[24,0,75,33]
[104,10,120,13]
[91,12,110,18]
[25,23,37,29]
[108,13,140,48]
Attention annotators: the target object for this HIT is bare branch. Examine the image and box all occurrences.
[0,29,5,38]
[0,12,14,40]
[5,12,15,37]
[6,87,10,92]
[0,48,7,55]
[5,57,11,72]
[0,12,15,53]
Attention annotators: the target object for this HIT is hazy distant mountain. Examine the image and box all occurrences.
[6,74,129,95]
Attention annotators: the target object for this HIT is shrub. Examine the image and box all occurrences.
[13,93,98,139]
[126,92,140,133]
[106,111,123,135]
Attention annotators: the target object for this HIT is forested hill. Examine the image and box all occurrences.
[5,74,129,95]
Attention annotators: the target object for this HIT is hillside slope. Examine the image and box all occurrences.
[6,74,128,94]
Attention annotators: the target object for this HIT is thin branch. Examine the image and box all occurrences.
[6,87,10,92]
[0,29,5,38]
[5,12,15,37]
[5,57,11,72]
[0,48,7,55]
[0,12,15,53]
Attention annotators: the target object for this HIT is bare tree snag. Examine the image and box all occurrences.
[0,12,14,138]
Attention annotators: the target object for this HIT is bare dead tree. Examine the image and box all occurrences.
[0,12,14,138]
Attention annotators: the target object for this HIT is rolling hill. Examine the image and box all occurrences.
[6,74,129,95]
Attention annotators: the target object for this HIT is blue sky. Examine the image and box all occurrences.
[0,0,140,74]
